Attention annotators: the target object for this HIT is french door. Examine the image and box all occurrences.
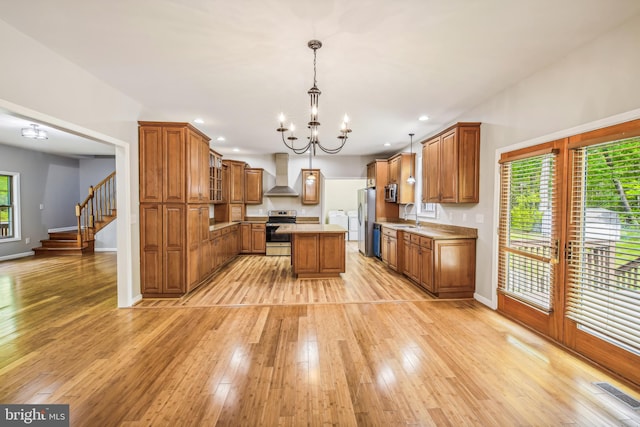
[498,119,640,385]
[497,140,566,340]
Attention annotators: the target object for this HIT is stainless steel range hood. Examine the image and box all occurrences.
[264,153,299,197]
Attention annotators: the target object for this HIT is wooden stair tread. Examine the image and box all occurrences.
[48,232,78,240]
[33,245,91,256]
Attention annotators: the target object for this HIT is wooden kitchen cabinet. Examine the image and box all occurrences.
[402,233,421,283]
[139,203,186,296]
[381,226,398,271]
[388,153,416,204]
[211,224,240,273]
[209,149,224,203]
[252,224,266,253]
[186,204,210,292]
[422,122,480,203]
[420,239,433,293]
[240,223,266,254]
[366,160,399,222]
[400,230,475,298]
[301,169,321,205]
[139,121,215,297]
[388,156,400,184]
[139,122,211,203]
[244,168,263,204]
[224,160,246,203]
[366,162,376,188]
[139,125,183,203]
[291,232,345,277]
[240,223,251,253]
[187,130,210,203]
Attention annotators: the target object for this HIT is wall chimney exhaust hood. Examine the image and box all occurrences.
[264,153,299,197]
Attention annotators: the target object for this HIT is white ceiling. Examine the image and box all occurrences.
[1,0,639,157]
[0,109,115,157]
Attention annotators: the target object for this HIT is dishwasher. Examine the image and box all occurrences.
[373,224,382,258]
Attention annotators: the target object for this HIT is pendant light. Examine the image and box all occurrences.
[407,133,416,185]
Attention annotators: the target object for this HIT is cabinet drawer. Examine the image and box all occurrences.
[410,234,420,244]
[420,237,432,249]
[403,233,410,242]
[382,228,397,238]
[252,223,265,230]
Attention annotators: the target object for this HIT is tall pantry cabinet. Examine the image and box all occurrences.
[139,121,212,297]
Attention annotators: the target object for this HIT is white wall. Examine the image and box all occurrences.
[421,14,640,307]
[0,144,80,257]
[322,179,365,223]
[0,19,143,306]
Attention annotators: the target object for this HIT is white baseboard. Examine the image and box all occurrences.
[0,251,34,261]
[95,248,117,252]
[129,294,143,307]
[474,293,496,310]
[47,226,76,233]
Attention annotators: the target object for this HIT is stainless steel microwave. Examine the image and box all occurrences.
[384,183,397,202]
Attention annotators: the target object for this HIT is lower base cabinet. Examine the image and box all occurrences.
[292,232,345,277]
[432,239,475,298]
[400,231,476,298]
[140,204,240,297]
[212,224,240,270]
[381,227,398,271]
[240,223,266,254]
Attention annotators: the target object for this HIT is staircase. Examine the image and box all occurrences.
[34,172,116,256]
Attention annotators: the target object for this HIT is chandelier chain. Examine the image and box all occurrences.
[276,40,351,155]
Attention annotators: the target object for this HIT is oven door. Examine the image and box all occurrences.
[266,225,291,243]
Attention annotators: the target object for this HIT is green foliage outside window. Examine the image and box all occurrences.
[509,156,547,233]
[0,175,10,223]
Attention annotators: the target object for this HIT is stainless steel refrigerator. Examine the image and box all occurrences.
[357,188,376,257]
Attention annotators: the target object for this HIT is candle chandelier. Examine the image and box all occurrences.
[277,40,352,155]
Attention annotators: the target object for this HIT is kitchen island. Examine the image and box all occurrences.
[275,224,347,278]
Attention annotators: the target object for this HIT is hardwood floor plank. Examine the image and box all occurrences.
[2,250,640,426]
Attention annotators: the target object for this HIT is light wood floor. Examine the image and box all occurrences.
[137,243,432,307]
[1,245,639,426]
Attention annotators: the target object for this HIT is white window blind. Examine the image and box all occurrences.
[498,153,558,311]
[566,137,640,355]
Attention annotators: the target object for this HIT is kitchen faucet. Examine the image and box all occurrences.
[403,203,420,227]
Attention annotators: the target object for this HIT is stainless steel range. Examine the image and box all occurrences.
[266,210,296,256]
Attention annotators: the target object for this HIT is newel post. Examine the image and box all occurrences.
[75,203,83,247]
[89,185,95,228]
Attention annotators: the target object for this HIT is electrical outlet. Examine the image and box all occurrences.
[39,204,44,210]
[462,213,468,221]
[25,237,30,244]
[475,214,485,224]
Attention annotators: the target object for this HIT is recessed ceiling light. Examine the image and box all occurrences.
[419,115,429,121]
[194,118,204,124]
[232,148,240,152]
[384,142,391,147]
[216,136,225,142]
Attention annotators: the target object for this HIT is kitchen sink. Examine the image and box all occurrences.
[395,225,417,229]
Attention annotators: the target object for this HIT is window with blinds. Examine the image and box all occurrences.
[498,152,558,311]
[0,174,14,239]
[566,137,640,355]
